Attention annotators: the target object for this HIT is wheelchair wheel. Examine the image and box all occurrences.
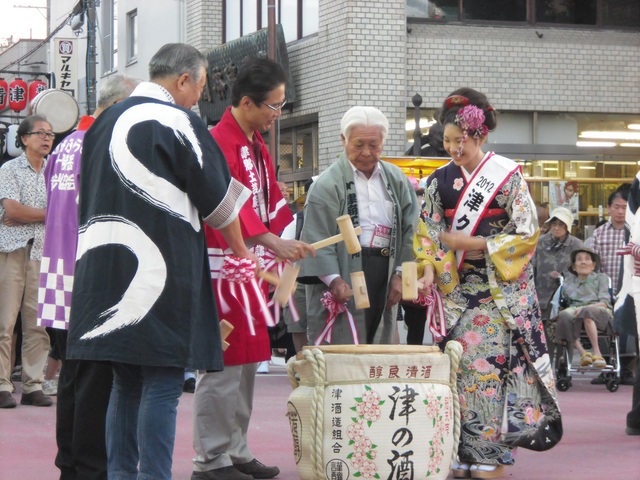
[606,379,619,392]
[557,378,572,391]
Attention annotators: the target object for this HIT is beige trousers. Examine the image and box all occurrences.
[0,246,50,393]
[192,363,258,472]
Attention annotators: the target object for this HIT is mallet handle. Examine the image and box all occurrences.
[311,226,363,250]
[257,269,280,286]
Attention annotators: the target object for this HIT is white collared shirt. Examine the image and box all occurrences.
[320,162,394,286]
[350,162,393,248]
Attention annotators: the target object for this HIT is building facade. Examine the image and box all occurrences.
[3,0,639,238]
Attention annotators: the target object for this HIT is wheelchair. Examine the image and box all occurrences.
[549,275,621,393]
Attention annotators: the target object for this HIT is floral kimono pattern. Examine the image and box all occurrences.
[414,155,562,465]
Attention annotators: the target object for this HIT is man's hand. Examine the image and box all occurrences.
[385,273,402,308]
[329,277,353,304]
[273,238,316,263]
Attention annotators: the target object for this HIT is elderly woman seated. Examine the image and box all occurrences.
[555,247,613,369]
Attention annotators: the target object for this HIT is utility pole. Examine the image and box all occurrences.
[267,0,278,172]
[86,0,97,114]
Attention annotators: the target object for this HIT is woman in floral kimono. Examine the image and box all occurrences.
[414,88,561,479]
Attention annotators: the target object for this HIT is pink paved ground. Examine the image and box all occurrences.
[2,362,640,480]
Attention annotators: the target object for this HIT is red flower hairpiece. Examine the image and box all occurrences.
[453,105,488,157]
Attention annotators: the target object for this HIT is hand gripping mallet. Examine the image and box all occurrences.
[273,215,363,306]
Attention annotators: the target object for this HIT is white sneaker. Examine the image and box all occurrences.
[42,379,58,396]
[256,361,270,374]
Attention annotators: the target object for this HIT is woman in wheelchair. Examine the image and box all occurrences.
[555,247,613,369]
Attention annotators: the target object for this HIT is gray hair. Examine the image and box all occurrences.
[97,75,142,108]
[148,43,208,83]
[340,106,389,143]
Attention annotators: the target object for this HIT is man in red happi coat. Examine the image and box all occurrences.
[192,57,313,480]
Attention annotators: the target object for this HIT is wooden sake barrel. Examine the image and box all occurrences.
[286,342,462,480]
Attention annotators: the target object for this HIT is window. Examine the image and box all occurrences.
[407,0,640,28]
[224,0,319,43]
[263,122,318,185]
[602,0,640,28]
[126,9,137,63]
[101,0,118,74]
[463,0,527,22]
[535,0,596,25]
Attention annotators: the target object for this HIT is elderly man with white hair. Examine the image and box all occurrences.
[298,106,419,345]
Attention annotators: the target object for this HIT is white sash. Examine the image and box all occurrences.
[452,152,520,269]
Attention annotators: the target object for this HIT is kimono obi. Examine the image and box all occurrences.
[444,207,506,223]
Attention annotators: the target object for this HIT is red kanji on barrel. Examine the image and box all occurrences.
[28,80,47,103]
[9,78,28,112]
[0,78,8,110]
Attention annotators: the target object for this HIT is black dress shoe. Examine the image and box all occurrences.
[621,369,635,385]
[234,459,280,479]
[590,373,606,385]
[183,377,196,393]
[20,390,53,407]
[626,426,640,436]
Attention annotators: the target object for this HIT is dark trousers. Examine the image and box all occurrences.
[627,356,640,429]
[361,254,389,344]
[403,303,428,345]
[55,329,113,480]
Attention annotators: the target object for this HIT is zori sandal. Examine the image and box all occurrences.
[592,356,606,368]
[470,464,505,479]
[452,459,472,478]
[579,352,593,367]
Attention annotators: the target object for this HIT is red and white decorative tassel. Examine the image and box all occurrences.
[315,291,360,345]
[217,256,275,335]
[414,289,447,341]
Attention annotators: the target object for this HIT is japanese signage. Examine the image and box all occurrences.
[287,349,458,480]
[53,39,78,98]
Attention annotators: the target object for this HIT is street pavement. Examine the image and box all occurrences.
[2,355,640,480]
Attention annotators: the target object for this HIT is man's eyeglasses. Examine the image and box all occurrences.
[26,131,55,139]
[262,100,287,112]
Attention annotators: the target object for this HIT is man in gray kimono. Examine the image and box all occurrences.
[299,106,419,344]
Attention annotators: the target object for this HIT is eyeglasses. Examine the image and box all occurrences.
[262,100,287,112]
[26,131,55,139]
[549,221,567,228]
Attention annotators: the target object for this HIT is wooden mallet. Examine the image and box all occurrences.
[311,214,363,254]
[273,262,300,306]
[220,319,234,351]
[273,215,363,306]
[401,261,419,301]
[350,271,370,309]
[257,269,280,286]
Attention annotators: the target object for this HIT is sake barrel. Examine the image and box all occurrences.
[286,341,462,480]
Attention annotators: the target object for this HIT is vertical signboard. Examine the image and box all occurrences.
[54,39,78,99]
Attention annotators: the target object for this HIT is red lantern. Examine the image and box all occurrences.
[28,80,47,103]
[9,78,28,112]
[0,78,8,110]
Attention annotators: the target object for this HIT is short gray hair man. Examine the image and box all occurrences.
[97,75,141,111]
[340,106,389,143]
[148,43,208,83]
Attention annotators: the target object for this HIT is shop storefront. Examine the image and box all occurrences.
[400,110,640,240]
